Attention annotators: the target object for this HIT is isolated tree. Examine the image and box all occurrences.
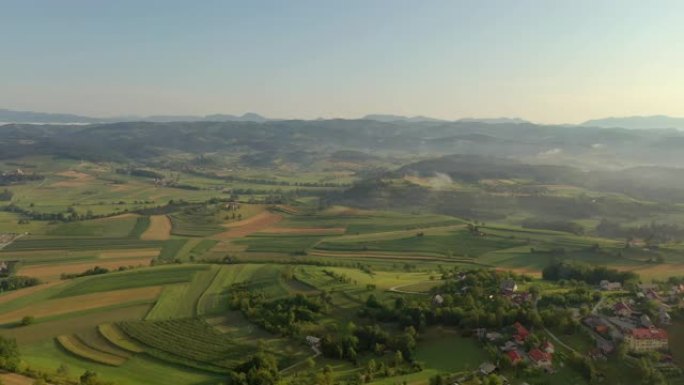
[0,336,20,371]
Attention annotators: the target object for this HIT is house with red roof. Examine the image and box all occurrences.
[541,341,555,354]
[625,328,669,352]
[506,350,523,365]
[528,348,552,368]
[513,322,529,342]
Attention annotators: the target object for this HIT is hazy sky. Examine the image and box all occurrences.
[2,0,683,123]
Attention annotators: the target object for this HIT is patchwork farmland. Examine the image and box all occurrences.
[1,156,684,385]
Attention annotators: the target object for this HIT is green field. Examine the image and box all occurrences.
[3,154,684,385]
[146,266,221,320]
[54,265,207,298]
[236,234,324,254]
[3,237,165,252]
[316,229,524,257]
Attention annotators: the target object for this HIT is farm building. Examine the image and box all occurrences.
[500,279,517,294]
[600,280,622,291]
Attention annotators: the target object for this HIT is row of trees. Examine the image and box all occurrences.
[0,276,40,292]
[542,260,639,285]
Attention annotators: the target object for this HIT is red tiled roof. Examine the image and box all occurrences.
[507,350,522,363]
[513,322,529,338]
[528,348,551,362]
[630,328,668,340]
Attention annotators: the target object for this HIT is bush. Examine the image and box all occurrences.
[20,315,35,327]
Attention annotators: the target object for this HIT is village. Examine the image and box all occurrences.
[427,271,684,385]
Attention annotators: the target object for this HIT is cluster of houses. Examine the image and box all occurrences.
[477,322,555,372]
[0,168,24,177]
[499,279,534,306]
[584,282,675,356]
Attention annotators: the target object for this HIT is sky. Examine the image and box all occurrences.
[1,0,684,124]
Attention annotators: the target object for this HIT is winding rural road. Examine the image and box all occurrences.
[0,233,25,252]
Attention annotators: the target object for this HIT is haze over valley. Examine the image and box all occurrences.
[3,1,684,385]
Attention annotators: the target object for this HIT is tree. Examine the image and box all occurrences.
[393,350,404,367]
[0,336,20,371]
[80,370,99,385]
[20,315,34,326]
[57,364,69,377]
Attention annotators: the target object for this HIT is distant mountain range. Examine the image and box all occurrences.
[2,108,684,130]
[582,115,684,130]
[0,108,269,124]
[361,114,529,124]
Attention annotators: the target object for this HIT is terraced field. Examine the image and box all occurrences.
[57,334,128,366]
[98,323,145,353]
[196,264,260,315]
[0,286,162,324]
[54,265,206,298]
[315,229,525,257]
[3,237,165,252]
[118,319,269,372]
[146,265,221,320]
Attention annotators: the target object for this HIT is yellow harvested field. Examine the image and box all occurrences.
[0,281,66,305]
[615,263,684,280]
[213,211,282,239]
[0,286,162,324]
[0,372,41,385]
[258,227,346,235]
[19,257,154,281]
[140,215,172,240]
[99,249,160,259]
[51,170,94,187]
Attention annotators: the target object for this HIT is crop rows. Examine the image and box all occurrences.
[118,319,257,371]
[128,216,152,238]
[157,239,188,261]
[97,323,145,353]
[169,214,224,237]
[55,265,205,298]
[56,334,128,366]
[3,237,164,252]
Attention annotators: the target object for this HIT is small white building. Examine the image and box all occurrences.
[479,362,497,375]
